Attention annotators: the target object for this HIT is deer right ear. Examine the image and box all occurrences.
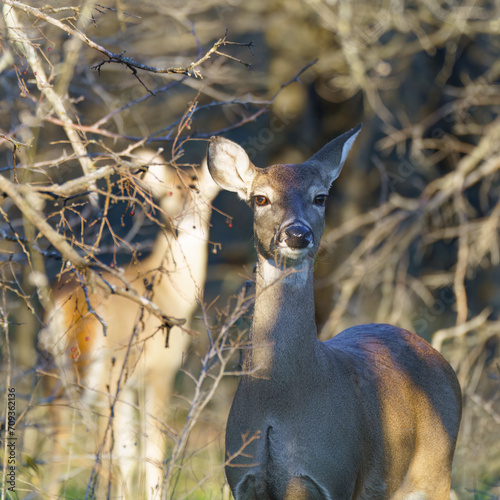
[207,137,256,199]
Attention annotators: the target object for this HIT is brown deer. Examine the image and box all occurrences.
[207,126,462,500]
[40,150,220,498]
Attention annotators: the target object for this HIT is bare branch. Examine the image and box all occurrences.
[4,0,252,80]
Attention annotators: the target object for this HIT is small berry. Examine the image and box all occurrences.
[85,336,90,342]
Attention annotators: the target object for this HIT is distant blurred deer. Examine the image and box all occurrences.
[40,149,220,498]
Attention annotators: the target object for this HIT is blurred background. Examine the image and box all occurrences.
[1,0,499,498]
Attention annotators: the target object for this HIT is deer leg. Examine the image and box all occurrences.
[142,363,179,499]
[111,385,140,498]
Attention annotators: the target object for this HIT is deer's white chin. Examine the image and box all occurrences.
[276,245,312,260]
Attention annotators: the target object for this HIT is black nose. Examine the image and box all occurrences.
[284,224,313,249]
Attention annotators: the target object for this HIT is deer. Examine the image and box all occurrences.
[207,126,462,500]
[39,149,220,499]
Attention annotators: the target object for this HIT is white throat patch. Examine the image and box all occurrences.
[260,258,311,287]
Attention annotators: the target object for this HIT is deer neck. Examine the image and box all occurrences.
[249,254,318,380]
[139,199,213,309]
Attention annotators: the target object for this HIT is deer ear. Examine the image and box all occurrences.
[305,124,362,184]
[207,137,256,199]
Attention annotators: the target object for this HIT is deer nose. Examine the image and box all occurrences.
[283,224,313,249]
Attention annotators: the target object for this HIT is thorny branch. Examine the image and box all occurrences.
[91,28,253,82]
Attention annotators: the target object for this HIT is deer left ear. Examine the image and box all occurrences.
[305,124,362,184]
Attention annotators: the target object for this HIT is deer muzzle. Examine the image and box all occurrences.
[282,224,313,249]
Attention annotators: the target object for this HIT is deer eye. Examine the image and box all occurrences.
[314,195,327,207]
[254,195,270,207]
